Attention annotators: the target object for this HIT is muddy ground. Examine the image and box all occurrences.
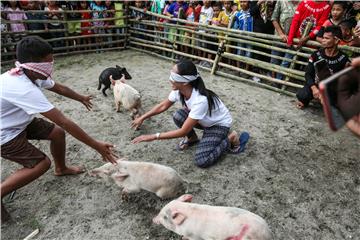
[1,50,359,240]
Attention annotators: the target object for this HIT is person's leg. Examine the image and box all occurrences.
[173,108,198,140]
[26,118,84,176]
[276,52,294,80]
[46,126,84,176]
[194,126,230,168]
[296,84,313,108]
[0,131,52,222]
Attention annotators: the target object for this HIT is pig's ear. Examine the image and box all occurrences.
[116,65,121,69]
[112,172,128,181]
[177,194,193,202]
[171,210,186,225]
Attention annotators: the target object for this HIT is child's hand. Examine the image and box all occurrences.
[354,26,360,38]
[131,134,156,144]
[95,141,118,164]
[81,95,94,111]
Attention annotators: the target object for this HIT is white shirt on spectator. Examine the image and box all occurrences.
[168,88,232,128]
[199,6,213,32]
[0,72,55,145]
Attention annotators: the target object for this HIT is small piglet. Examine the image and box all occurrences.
[90,159,186,199]
[98,65,132,96]
[111,75,143,119]
[153,194,272,240]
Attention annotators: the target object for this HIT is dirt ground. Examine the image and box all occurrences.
[1,50,359,240]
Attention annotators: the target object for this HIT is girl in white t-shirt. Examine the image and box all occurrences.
[132,60,249,168]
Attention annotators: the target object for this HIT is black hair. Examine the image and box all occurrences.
[16,36,53,63]
[324,25,343,39]
[212,2,222,9]
[176,59,220,116]
[339,18,357,31]
[332,1,347,10]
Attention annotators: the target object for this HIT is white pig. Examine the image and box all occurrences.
[90,159,186,199]
[153,194,272,240]
[110,75,143,119]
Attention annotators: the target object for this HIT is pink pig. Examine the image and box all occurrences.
[90,159,186,199]
[153,194,272,240]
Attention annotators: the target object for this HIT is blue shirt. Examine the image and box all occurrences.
[233,10,253,32]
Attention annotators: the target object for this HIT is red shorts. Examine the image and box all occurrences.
[1,118,55,168]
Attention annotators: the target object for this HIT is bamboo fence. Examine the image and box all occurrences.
[1,4,359,95]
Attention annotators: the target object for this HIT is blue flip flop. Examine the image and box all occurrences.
[228,132,250,154]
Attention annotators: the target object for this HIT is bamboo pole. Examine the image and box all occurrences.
[217,62,303,88]
[222,52,305,80]
[216,70,296,97]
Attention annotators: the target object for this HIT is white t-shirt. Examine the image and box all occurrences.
[0,72,55,145]
[199,6,213,32]
[168,89,232,128]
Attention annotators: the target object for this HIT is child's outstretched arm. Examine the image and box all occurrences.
[41,108,118,163]
[49,82,93,111]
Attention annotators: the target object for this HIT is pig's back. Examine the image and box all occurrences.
[123,161,182,186]
[116,83,141,109]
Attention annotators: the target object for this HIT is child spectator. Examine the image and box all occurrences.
[296,26,350,109]
[339,19,360,55]
[131,1,147,40]
[287,0,331,49]
[181,0,196,55]
[201,2,222,68]
[45,1,64,48]
[316,1,346,43]
[218,1,232,28]
[79,1,93,50]
[250,0,275,66]
[198,0,213,65]
[150,0,165,15]
[5,1,27,34]
[150,0,165,44]
[104,0,115,48]
[270,0,298,79]
[26,0,48,39]
[161,0,173,43]
[114,1,126,47]
[166,0,188,43]
[0,36,117,222]
[66,1,81,49]
[90,1,106,51]
[233,0,253,71]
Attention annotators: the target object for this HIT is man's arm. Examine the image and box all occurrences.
[48,82,93,110]
[41,108,117,163]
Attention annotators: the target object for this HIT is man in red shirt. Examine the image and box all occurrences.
[287,0,331,49]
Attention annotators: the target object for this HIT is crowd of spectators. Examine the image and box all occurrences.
[1,1,360,100]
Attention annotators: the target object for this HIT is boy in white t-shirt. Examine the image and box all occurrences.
[131,59,250,168]
[0,36,117,222]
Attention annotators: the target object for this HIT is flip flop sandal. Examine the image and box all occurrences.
[176,138,199,151]
[228,132,250,154]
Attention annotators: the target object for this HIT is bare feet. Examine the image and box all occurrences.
[228,130,240,148]
[296,101,305,109]
[54,166,85,176]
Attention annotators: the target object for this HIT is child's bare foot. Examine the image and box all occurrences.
[55,166,85,176]
[296,101,305,109]
[228,130,240,148]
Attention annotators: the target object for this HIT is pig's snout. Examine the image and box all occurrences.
[152,216,161,225]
